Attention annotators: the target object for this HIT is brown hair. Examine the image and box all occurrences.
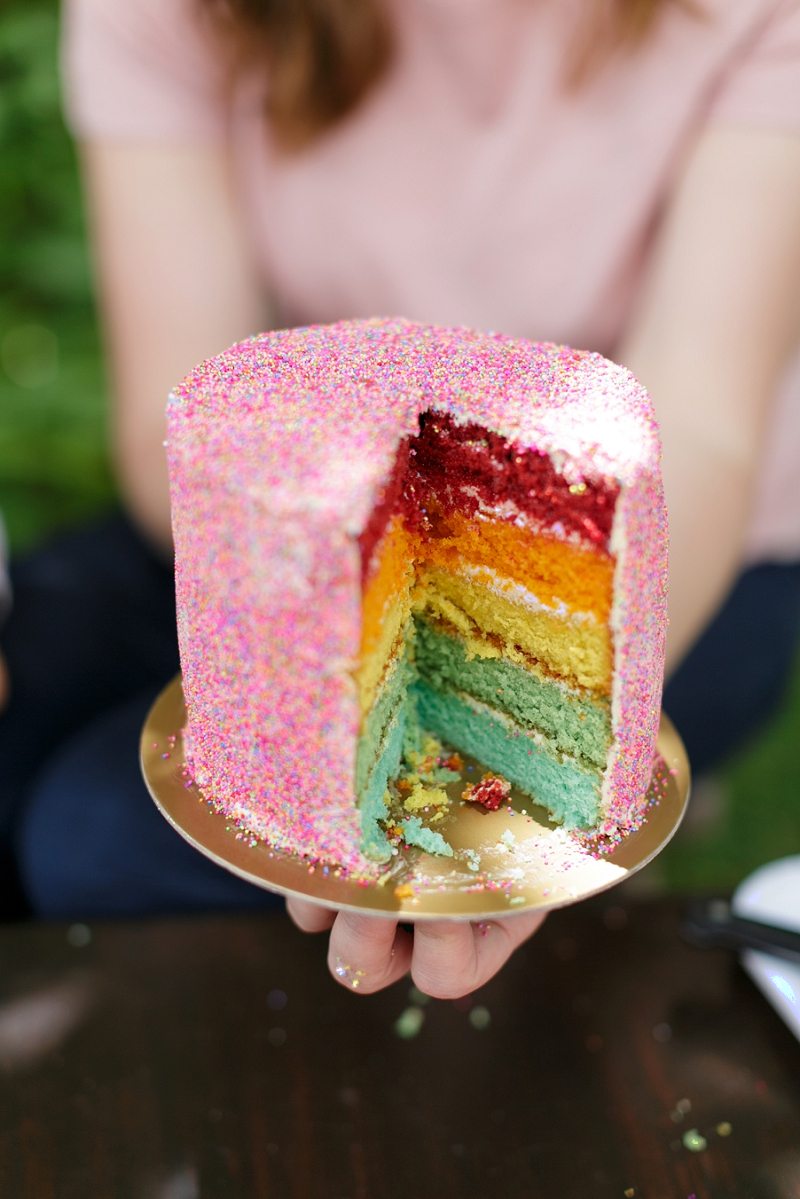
[566,0,698,86]
[201,0,689,151]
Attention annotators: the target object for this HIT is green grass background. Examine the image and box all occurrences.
[0,0,113,550]
[0,0,797,892]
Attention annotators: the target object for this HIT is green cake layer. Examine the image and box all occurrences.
[355,651,413,797]
[413,617,611,769]
[358,705,406,861]
[412,680,602,829]
[355,613,607,858]
[356,652,414,861]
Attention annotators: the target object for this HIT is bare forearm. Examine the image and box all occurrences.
[653,433,755,673]
[624,343,767,674]
[620,127,800,673]
[83,142,270,552]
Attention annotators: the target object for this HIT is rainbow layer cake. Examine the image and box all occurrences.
[167,319,668,874]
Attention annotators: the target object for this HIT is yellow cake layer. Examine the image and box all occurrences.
[408,509,614,623]
[358,517,415,715]
[361,517,413,659]
[416,566,612,692]
[356,591,412,717]
[358,511,615,713]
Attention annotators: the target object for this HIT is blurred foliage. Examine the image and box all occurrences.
[0,0,796,893]
[0,0,114,552]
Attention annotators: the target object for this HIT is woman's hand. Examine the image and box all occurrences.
[286,897,545,997]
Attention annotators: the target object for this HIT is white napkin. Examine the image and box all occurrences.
[733,855,800,1043]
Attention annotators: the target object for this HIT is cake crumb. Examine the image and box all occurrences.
[463,849,482,873]
[462,772,511,810]
[403,784,449,813]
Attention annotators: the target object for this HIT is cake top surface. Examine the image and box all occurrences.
[169,319,661,532]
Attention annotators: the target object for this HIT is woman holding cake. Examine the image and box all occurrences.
[1,0,798,995]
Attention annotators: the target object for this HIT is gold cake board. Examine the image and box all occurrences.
[141,676,690,921]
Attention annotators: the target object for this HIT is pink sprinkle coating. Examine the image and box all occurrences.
[166,319,668,874]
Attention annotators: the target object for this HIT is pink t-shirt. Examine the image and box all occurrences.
[63,0,800,562]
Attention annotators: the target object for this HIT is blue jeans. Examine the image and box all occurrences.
[662,562,800,776]
[2,515,280,919]
[4,515,799,919]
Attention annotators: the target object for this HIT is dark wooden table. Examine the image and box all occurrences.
[1,898,798,1199]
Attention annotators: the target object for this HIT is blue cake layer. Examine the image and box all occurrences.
[357,697,407,862]
[412,680,602,829]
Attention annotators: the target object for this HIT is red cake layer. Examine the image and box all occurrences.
[405,413,618,545]
[359,413,619,580]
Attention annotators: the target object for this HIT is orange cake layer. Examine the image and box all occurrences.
[361,516,414,663]
[406,508,614,622]
[357,517,416,714]
[360,509,615,668]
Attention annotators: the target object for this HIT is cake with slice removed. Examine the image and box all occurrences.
[167,319,668,874]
